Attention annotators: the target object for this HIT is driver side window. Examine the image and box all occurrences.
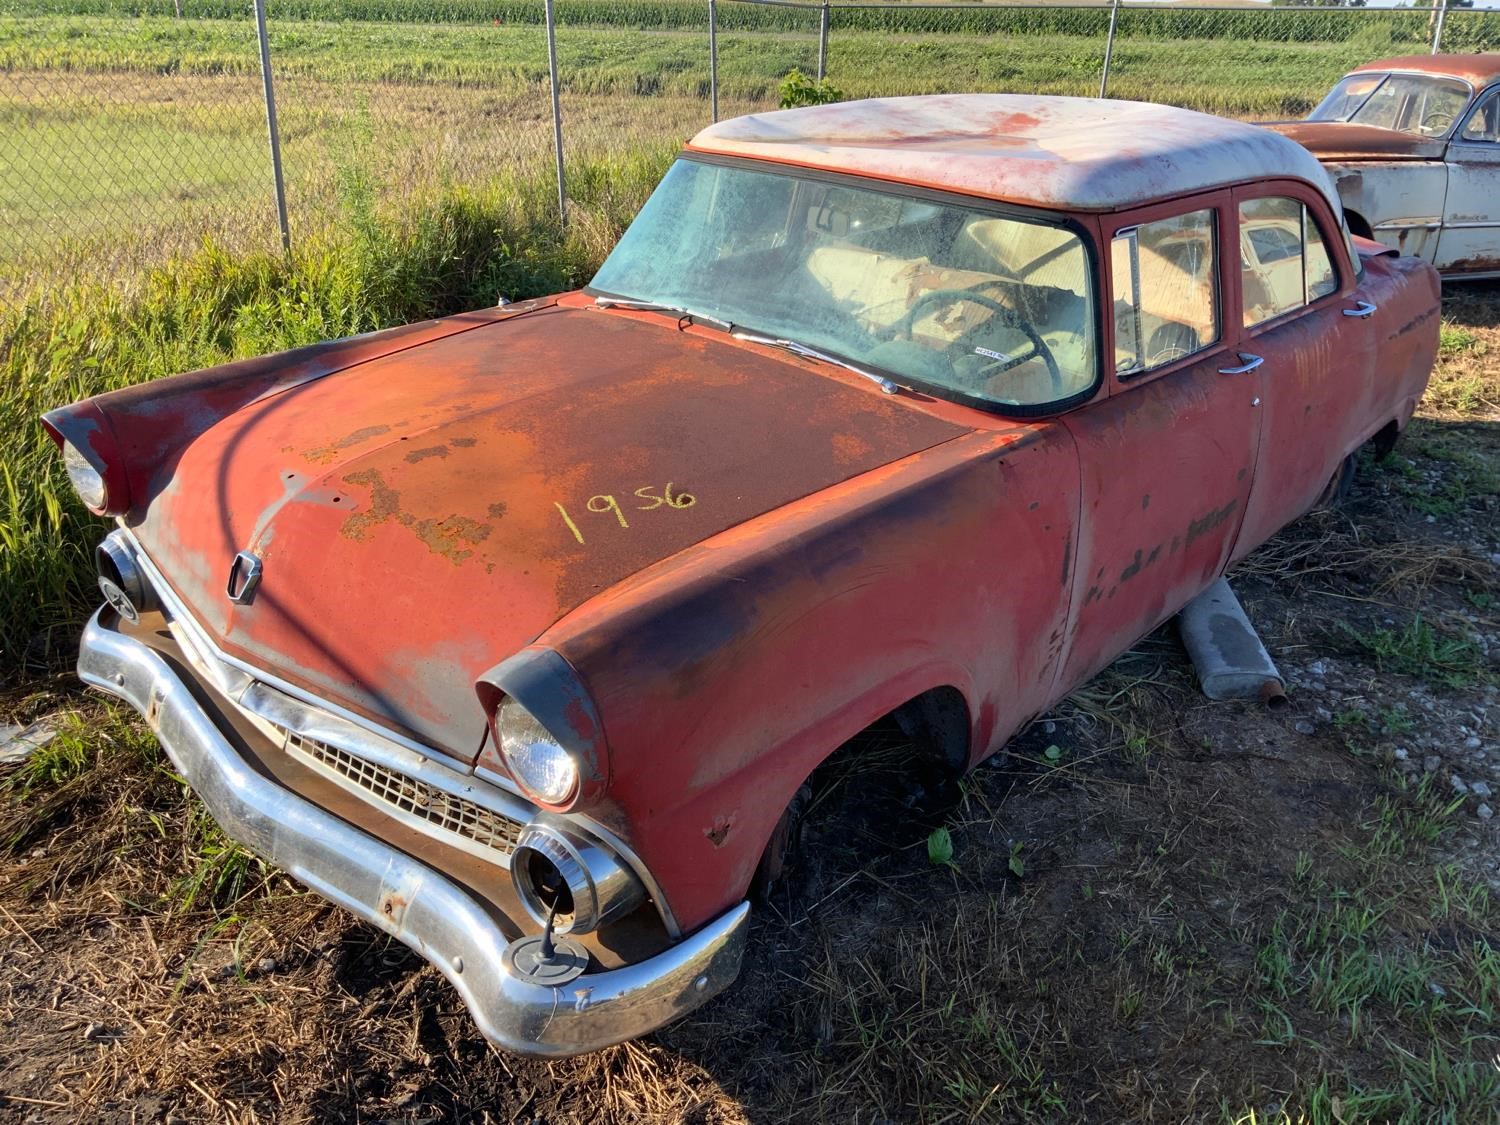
[1111,209,1219,376]
[1460,88,1500,144]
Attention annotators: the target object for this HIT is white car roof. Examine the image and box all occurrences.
[689,94,1343,216]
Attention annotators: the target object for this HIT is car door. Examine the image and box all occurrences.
[1230,184,1376,559]
[1435,84,1500,275]
[1058,194,1261,691]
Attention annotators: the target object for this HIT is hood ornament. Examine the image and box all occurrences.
[226,551,263,605]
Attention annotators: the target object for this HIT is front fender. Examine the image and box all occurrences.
[542,426,1078,930]
[1326,160,1447,260]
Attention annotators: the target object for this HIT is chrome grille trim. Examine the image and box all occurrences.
[108,525,684,937]
[285,730,526,866]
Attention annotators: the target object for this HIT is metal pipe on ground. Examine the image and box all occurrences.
[1178,578,1287,708]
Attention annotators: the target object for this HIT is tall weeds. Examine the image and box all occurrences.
[0,149,669,675]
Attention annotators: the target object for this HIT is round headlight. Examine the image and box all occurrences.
[498,697,579,805]
[62,441,107,512]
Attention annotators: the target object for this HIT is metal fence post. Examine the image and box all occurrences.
[709,0,719,123]
[818,0,830,82]
[253,0,290,253]
[1099,0,1121,100]
[1431,0,1447,55]
[545,0,566,227]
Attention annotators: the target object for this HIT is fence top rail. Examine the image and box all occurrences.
[718,0,1449,11]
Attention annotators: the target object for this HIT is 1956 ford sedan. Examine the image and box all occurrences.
[1265,54,1500,278]
[43,95,1440,1056]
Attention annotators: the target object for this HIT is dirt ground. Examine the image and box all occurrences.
[1,285,1496,1123]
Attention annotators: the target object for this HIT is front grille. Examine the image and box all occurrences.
[285,732,525,859]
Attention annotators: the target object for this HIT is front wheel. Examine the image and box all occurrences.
[750,784,812,902]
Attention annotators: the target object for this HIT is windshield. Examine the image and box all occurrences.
[1309,72,1471,137]
[589,159,1098,410]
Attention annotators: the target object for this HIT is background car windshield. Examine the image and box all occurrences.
[1309,73,1470,137]
[589,159,1097,409]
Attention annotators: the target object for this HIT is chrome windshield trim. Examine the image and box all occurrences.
[592,296,735,331]
[730,330,900,395]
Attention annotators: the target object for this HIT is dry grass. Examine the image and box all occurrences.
[0,290,1496,1121]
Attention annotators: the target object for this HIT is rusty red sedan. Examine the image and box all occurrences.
[43,94,1439,1055]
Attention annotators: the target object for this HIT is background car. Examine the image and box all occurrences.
[1264,54,1500,278]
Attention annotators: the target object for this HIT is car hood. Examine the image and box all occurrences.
[133,305,969,756]
[1260,121,1446,162]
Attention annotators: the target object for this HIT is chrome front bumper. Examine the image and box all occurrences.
[78,608,750,1056]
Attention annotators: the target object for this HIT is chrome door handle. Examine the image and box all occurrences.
[1218,352,1264,375]
[1343,300,1377,319]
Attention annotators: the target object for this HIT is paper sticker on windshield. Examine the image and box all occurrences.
[973,346,1012,363]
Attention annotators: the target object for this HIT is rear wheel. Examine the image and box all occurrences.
[1315,452,1358,510]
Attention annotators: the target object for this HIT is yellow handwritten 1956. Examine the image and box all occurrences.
[556,483,696,545]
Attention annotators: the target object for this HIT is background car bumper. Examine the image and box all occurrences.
[77,607,750,1057]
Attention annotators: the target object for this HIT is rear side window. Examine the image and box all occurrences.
[1240,197,1338,327]
[1110,209,1218,375]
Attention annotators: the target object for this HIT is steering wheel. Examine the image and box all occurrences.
[1420,110,1455,135]
[893,288,1061,393]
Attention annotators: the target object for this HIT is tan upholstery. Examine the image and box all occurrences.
[804,245,1000,343]
[958,219,1089,298]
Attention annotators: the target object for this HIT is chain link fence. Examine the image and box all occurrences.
[3,0,1498,304]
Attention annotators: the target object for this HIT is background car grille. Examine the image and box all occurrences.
[285,732,524,859]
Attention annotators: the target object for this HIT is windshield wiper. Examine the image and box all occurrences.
[731,331,899,395]
[593,296,734,331]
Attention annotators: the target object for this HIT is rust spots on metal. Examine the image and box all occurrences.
[1349,52,1500,89]
[1185,500,1239,548]
[339,468,401,542]
[410,515,492,564]
[304,424,392,465]
[831,432,873,465]
[340,468,492,565]
[1120,549,1144,585]
[1265,121,1444,163]
[704,818,732,848]
[405,445,450,464]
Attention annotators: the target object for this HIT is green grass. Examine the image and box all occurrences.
[1,704,157,796]
[0,151,667,673]
[1241,787,1500,1123]
[1335,616,1488,690]
[5,0,1497,49]
[0,12,1423,113]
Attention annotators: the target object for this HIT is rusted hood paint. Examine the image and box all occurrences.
[1262,122,1446,163]
[130,307,969,755]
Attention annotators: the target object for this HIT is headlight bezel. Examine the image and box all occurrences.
[474,647,610,812]
[41,405,131,517]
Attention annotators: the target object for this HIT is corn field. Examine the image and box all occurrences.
[3,0,1498,304]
